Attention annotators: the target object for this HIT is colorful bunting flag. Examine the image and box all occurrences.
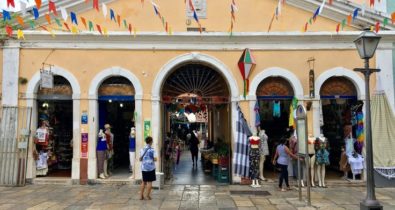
[110,9,115,21]
[97,24,103,34]
[375,21,380,33]
[392,12,395,24]
[35,0,42,10]
[341,19,346,30]
[70,12,78,25]
[103,27,108,36]
[81,17,87,29]
[237,48,256,98]
[17,29,25,40]
[102,3,108,19]
[318,0,326,15]
[93,0,99,11]
[352,8,359,20]
[61,7,68,21]
[128,24,132,34]
[7,0,15,8]
[49,1,58,16]
[29,20,36,29]
[336,23,340,33]
[3,10,11,21]
[55,18,62,28]
[117,15,121,27]
[45,14,51,25]
[304,22,308,32]
[5,25,13,37]
[16,16,25,27]
[64,22,71,31]
[89,21,94,31]
[123,20,128,28]
[33,7,39,20]
[347,14,352,25]
[71,25,78,34]
[383,18,388,27]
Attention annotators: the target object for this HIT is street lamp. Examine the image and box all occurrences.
[353,29,382,210]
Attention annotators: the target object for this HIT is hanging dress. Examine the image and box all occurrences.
[273,101,281,118]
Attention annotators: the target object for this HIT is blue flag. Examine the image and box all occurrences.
[3,10,11,21]
[70,12,78,25]
[33,7,39,20]
[110,9,115,22]
[353,8,359,20]
[193,10,199,23]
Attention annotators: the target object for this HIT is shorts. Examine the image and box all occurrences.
[142,169,156,182]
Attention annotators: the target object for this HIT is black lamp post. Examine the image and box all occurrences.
[353,29,382,210]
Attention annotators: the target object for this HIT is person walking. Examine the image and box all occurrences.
[188,131,199,168]
[272,137,298,192]
[139,136,157,200]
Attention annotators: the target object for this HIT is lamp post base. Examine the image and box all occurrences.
[360,200,383,210]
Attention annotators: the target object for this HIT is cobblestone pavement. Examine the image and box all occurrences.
[0,182,394,210]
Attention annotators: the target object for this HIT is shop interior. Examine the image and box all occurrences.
[35,76,73,177]
[97,77,135,179]
[161,63,231,185]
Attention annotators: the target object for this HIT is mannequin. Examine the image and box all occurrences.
[103,124,113,177]
[306,135,316,187]
[258,128,269,181]
[315,135,329,187]
[248,135,261,187]
[96,129,107,179]
[129,127,136,175]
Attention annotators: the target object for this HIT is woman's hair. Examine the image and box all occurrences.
[145,136,153,144]
[279,137,287,145]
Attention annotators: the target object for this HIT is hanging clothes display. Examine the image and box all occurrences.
[273,101,281,118]
[234,104,252,177]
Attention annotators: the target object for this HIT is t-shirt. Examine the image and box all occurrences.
[140,145,156,171]
[129,137,136,152]
[97,136,107,151]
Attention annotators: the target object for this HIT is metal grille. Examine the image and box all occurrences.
[0,106,32,186]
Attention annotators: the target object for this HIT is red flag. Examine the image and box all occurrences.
[117,15,121,27]
[7,0,15,8]
[93,0,99,11]
[49,1,58,16]
[64,22,70,31]
[97,24,102,34]
[188,0,195,11]
[81,17,87,29]
[35,0,42,10]
[336,23,340,33]
[5,25,13,37]
[165,22,168,32]
[45,14,51,24]
[328,0,333,5]
[370,0,374,7]
[128,24,132,34]
[304,22,308,32]
[375,21,380,33]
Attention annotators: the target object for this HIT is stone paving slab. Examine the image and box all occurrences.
[0,183,395,210]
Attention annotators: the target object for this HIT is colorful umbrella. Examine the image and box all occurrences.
[238,48,256,98]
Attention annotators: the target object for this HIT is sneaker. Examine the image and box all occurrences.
[281,188,287,192]
[99,173,105,179]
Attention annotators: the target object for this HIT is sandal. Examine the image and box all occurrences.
[140,196,144,200]
[147,195,152,200]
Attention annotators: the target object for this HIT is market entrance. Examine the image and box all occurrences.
[256,77,295,174]
[161,63,231,185]
[320,77,359,175]
[35,76,73,177]
[98,76,135,179]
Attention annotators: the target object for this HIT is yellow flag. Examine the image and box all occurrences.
[103,27,108,36]
[168,26,172,35]
[71,25,78,34]
[17,29,25,40]
[134,27,137,38]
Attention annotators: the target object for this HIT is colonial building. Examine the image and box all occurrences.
[0,0,394,185]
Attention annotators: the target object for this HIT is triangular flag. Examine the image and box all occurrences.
[117,15,121,27]
[16,16,25,27]
[64,22,70,31]
[102,3,108,19]
[165,22,168,32]
[89,21,94,31]
[81,17,87,29]
[20,1,27,15]
[370,0,374,7]
[3,10,11,21]
[70,12,78,25]
[336,23,340,32]
[93,0,99,11]
[61,7,68,21]
[341,19,346,30]
[96,24,102,34]
[29,20,36,29]
[17,29,25,40]
[110,9,115,21]
[103,27,108,36]
[304,22,308,32]
[35,0,42,10]
[352,8,359,20]
[5,25,13,37]
[7,0,15,8]
[347,14,352,25]
[370,26,374,31]
[45,14,51,25]
[375,21,380,33]
[362,3,366,16]
[383,18,388,27]
[328,0,333,5]
[33,7,39,20]
[128,24,132,34]
[318,0,326,15]
[49,1,58,16]
[392,12,395,24]
[71,25,78,34]
[123,20,127,28]
[55,18,62,28]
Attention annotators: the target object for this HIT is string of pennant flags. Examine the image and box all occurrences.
[2,0,395,40]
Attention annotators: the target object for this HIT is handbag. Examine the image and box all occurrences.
[139,147,150,161]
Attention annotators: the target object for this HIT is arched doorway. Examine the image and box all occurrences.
[320,76,359,172]
[35,76,73,177]
[97,76,135,178]
[161,63,231,184]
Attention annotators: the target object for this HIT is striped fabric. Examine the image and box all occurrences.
[234,104,252,177]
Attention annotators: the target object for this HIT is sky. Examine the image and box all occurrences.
[0,0,46,12]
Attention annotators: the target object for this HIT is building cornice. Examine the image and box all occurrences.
[5,31,395,51]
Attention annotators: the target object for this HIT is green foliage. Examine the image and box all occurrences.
[0,13,24,40]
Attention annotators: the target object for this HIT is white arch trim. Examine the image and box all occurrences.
[87,66,143,180]
[26,66,81,99]
[88,66,143,99]
[315,67,365,99]
[25,66,81,181]
[151,52,239,100]
[248,67,304,99]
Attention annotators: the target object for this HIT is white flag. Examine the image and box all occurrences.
[102,3,108,19]
[318,0,326,15]
[361,3,366,16]
[61,7,68,21]
[277,0,282,16]
[20,1,27,15]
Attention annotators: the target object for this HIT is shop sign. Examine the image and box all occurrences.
[81,112,88,124]
[40,70,53,89]
[81,133,88,158]
[144,119,151,140]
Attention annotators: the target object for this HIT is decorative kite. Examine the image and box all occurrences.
[238,48,256,98]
